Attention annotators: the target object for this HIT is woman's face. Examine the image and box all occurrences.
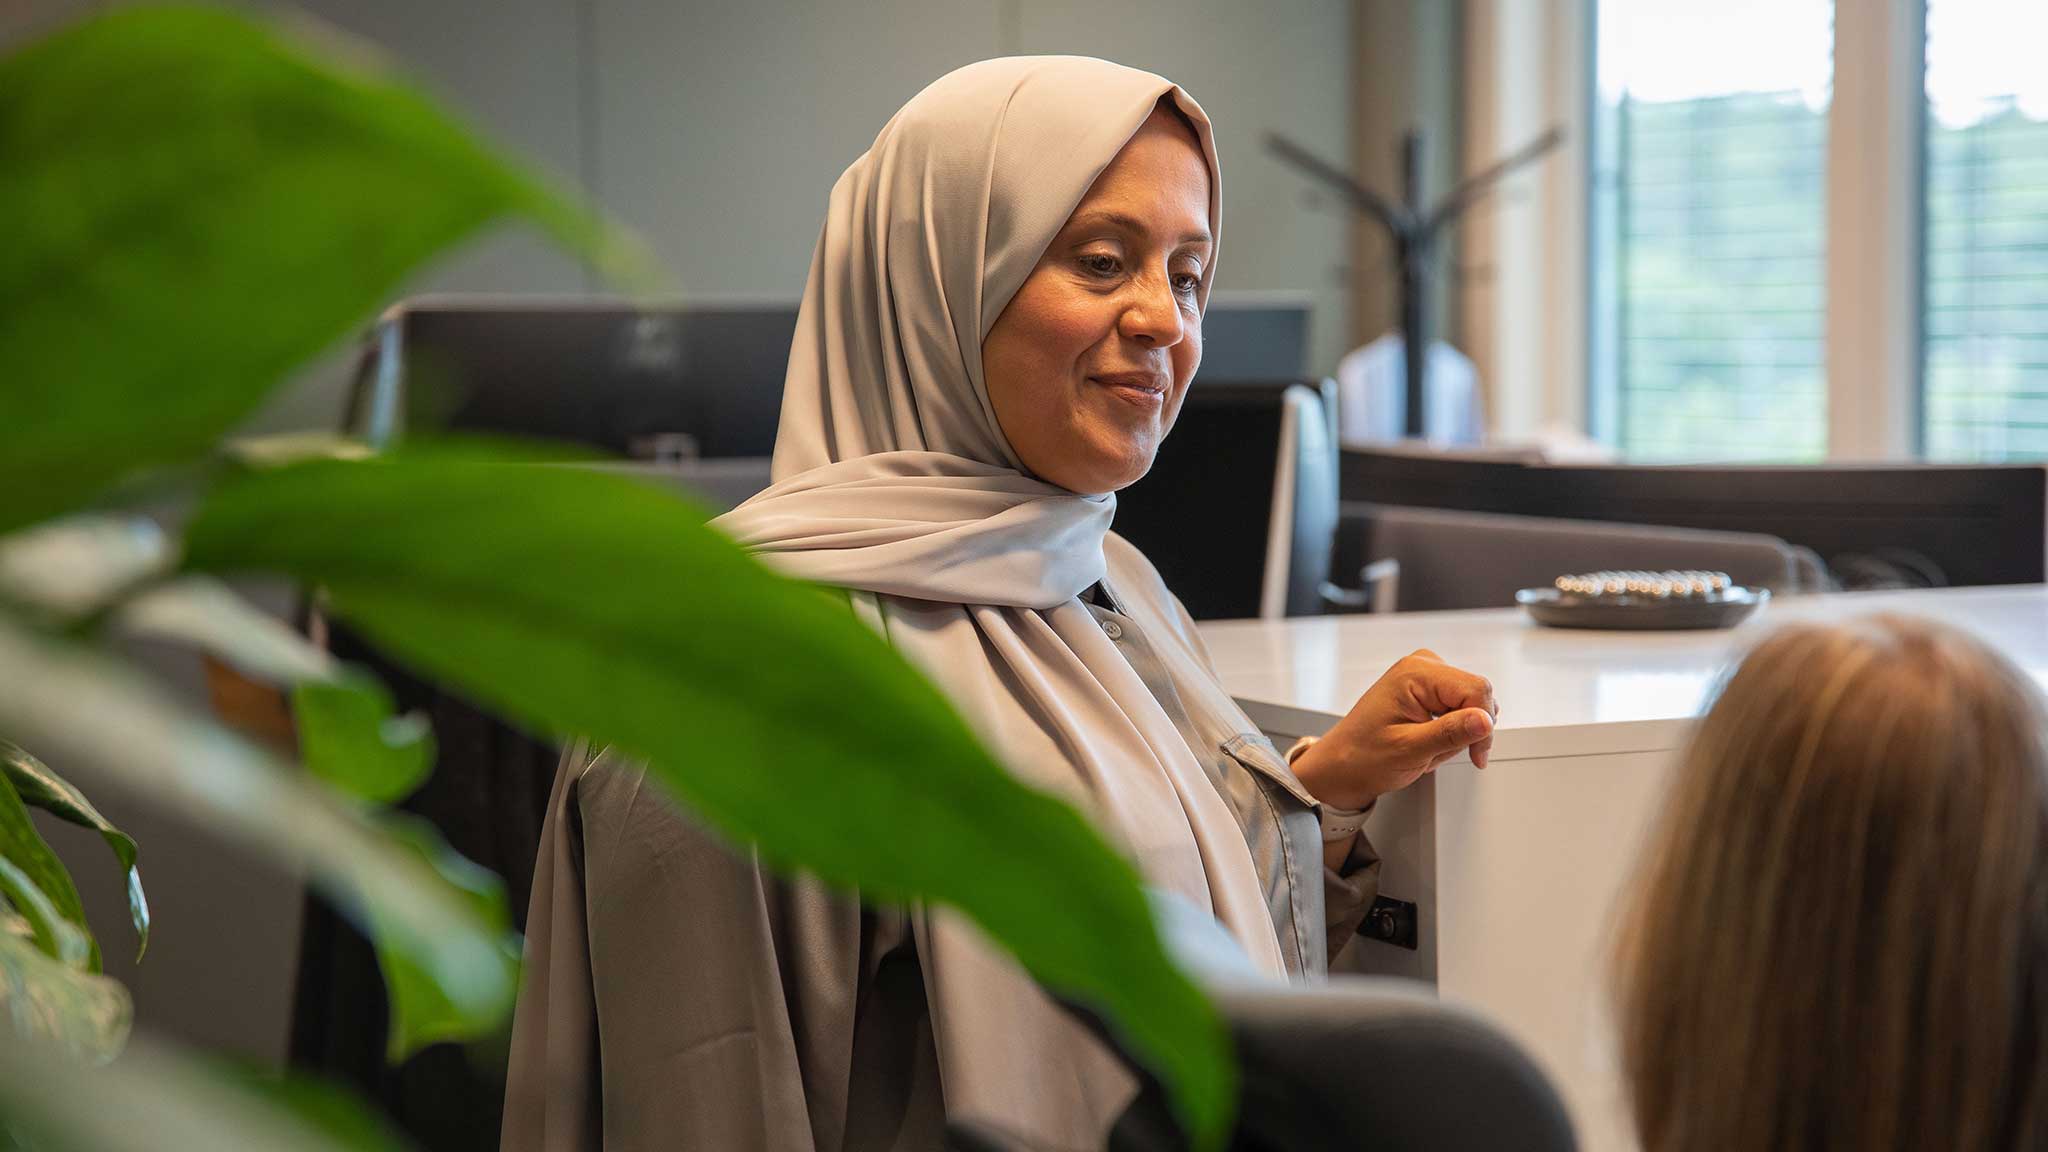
[981,106,1212,495]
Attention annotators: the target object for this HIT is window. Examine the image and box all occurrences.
[1587,0,2048,462]
[1591,0,1835,462]
[1921,0,2048,461]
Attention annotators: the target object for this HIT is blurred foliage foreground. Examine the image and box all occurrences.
[0,7,1232,1150]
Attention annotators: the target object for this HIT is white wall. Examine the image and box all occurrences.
[244,0,1356,432]
[251,0,596,433]
[589,2,1005,302]
[1010,0,1356,373]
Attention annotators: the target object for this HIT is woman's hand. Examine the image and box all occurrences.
[1290,649,1497,812]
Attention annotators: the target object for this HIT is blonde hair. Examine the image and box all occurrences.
[1613,614,2048,1152]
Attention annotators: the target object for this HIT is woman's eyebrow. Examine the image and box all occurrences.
[1067,209,1212,248]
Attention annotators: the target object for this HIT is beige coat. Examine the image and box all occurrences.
[500,536,1380,1151]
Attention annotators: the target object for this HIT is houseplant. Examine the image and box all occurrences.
[0,6,1231,1148]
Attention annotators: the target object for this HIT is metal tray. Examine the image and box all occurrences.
[1516,585,1769,631]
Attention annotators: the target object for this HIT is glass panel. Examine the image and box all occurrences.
[1922,0,2048,461]
[1594,0,1833,461]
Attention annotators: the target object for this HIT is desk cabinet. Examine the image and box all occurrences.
[1202,585,2048,1152]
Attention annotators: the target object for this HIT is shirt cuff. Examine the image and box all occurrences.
[1287,735,1375,842]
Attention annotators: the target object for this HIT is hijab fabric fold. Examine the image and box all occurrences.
[714,56,1283,1142]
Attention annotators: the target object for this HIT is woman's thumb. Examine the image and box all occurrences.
[1415,707,1493,758]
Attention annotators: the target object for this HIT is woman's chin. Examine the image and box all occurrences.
[1043,442,1156,495]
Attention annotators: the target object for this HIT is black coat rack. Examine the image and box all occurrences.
[1266,126,1564,439]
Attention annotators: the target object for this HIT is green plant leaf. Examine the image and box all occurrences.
[0,922,128,1062]
[293,678,435,807]
[0,769,96,971]
[0,741,144,961]
[180,447,1235,1146]
[220,434,378,470]
[202,1059,416,1152]
[366,813,518,1060]
[0,516,169,624]
[81,554,438,808]
[0,1033,405,1151]
[119,575,336,685]
[0,620,516,1055]
[3,518,449,958]
[0,855,89,972]
[0,4,655,534]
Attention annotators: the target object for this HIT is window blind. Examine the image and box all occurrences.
[1596,0,1834,462]
[1922,0,2048,461]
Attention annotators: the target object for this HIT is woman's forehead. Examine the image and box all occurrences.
[1067,121,1213,242]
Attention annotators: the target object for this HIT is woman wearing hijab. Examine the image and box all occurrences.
[503,56,1496,1151]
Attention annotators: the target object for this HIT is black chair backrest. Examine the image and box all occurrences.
[1217,978,1576,1152]
[1089,977,1578,1152]
[1116,380,1338,620]
[1336,501,1810,612]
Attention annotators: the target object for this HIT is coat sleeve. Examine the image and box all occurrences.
[1153,579,1387,968]
[500,741,602,1152]
[501,744,934,1152]
[1322,830,1382,965]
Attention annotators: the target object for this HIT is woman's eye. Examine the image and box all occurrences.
[1080,253,1121,277]
[1172,273,1201,297]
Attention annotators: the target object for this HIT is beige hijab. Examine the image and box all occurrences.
[714,55,1283,1138]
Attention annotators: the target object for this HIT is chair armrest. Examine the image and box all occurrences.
[1320,557,1400,614]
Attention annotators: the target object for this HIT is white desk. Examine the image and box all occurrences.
[1198,585,2048,1152]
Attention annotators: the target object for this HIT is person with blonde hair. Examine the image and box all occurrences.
[1614,614,2048,1152]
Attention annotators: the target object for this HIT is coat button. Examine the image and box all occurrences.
[1101,619,1124,640]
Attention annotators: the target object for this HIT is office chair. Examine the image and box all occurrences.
[950,976,1577,1152]
[947,889,1576,1152]
[1217,977,1574,1152]
[1331,502,1825,614]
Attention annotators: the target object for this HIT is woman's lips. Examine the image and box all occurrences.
[1090,374,1168,408]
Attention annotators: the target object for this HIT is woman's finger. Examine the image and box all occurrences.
[1408,707,1494,762]
[1409,661,1496,720]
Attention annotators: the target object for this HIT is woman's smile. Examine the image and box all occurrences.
[1089,370,1171,409]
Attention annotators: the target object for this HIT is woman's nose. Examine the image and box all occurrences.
[1119,276,1186,347]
